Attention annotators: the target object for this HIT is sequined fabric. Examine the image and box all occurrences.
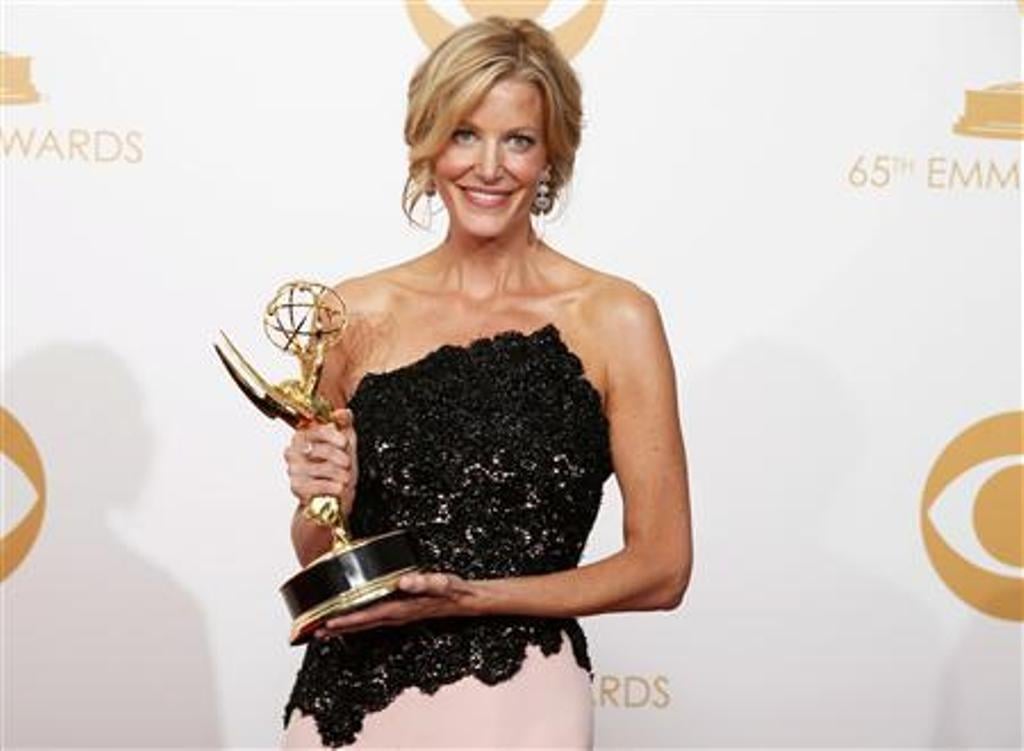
[283,322,613,747]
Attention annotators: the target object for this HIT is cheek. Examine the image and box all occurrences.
[506,153,547,183]
[434,149,472,180]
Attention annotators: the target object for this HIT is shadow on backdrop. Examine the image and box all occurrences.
[931,593,1023,748]
[639,336,946,747]
[2,343,222,748]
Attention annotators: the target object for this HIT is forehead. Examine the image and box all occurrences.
[463,78,544,128]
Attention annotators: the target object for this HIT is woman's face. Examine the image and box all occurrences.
[433,78,548,241]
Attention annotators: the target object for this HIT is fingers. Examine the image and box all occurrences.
[284,407,359,506]
[283,445,349,474]
[287,411,354,457]
[397,573,452,595]
[297,422,348,451]
[331,407,354,428]
[313,582,455,637]
[317,599,409,636]
[285,454,353,485]
[297,479,346,498]
[298,442,350,468]
[290,408,353,441]
[287,471,353,506]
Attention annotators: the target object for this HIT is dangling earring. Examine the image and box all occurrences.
[422,175,438,231]
[531,166,553,215]
[425,178,447,232]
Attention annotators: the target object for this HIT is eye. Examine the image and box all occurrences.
[507,134,536,151]
[451,128,476,144]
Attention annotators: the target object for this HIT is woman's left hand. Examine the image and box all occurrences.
[314,572,481,637]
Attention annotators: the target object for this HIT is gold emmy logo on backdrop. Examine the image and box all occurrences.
[593,673,672,709]
[0,51,41,106]
[406,0,605,58]
[0,407,46,580]
[214,281,422,645]
[921,411,1023,621]
[952,1,1023,139]
[0,50,143,162]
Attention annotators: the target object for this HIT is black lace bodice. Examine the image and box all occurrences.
[283,322,613,747]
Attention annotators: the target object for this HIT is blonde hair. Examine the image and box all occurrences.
[402,16,583,224]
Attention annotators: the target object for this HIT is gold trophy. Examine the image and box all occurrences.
[214,280,421,645]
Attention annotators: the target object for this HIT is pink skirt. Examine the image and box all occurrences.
[280,632,593,750]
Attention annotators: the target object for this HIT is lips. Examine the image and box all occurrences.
[460,186,513,209]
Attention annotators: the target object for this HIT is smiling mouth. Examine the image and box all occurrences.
[460,186,514,209]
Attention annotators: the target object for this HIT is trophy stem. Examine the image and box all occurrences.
[331,527,353,550]
[305,495,353,549]
[218,279,421,646]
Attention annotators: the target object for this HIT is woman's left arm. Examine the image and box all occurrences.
[318,282,692,634]
[472,282,693,617]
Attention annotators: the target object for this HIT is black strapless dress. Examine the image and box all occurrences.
[282,322,613,747]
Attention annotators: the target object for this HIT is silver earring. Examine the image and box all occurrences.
[425,193,435,230]
[425,188,446,233]
[425,177,436,198]
[531,168,553,215]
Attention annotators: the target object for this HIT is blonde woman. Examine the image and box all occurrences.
[280,16,692,750]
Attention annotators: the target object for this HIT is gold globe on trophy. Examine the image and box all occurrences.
[215,280,421,645]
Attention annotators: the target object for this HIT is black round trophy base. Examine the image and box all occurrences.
[280,529,421,646]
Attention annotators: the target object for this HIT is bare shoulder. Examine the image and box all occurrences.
[583,271,661,334]
[576,270,672,409]
[575,267,666,361]
[332,254,420,304]
[330,253,429,316]
[321,266,408,405]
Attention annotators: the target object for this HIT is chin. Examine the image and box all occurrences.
[450,209,530,241]
[454,216,517,240]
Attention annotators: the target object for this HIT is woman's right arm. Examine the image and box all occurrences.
[285,275,377,566]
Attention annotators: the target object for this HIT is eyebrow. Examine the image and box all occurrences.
[457,121,540,135]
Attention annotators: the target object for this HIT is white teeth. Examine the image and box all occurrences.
[464,189,509,207]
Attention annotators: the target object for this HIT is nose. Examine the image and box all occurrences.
[474,139,503,183]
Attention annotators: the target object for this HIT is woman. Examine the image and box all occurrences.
[280,16,692,750]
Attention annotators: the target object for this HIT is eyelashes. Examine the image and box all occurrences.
[450,128,536,151]
[508,134,536,150]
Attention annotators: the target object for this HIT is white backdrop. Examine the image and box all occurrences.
[2,1,1021,748]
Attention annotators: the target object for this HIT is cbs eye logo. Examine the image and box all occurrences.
[1,407,46,581]
[406,1,606,58]
[921,411,1022,621]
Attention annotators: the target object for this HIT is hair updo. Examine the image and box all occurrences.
[402,16,583,223]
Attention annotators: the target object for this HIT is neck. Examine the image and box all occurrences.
[429,219,545,303]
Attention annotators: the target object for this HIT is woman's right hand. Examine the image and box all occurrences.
[284,407,358,520]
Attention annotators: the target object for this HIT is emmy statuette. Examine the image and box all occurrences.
[214,281,421,645]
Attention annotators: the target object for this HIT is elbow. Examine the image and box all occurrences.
[657,561,692,611]
[628,540,692,611]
